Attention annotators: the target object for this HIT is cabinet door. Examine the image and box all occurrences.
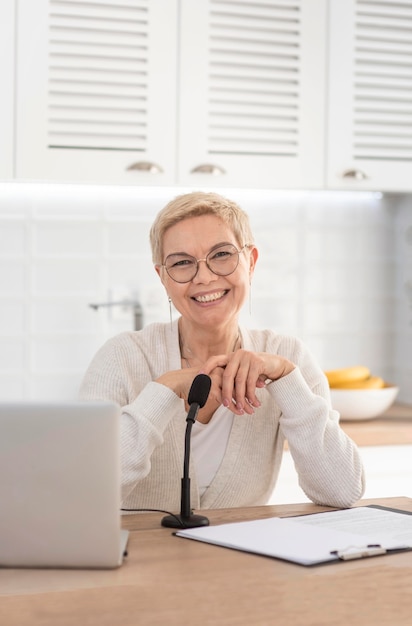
[16,0,178,185]
[327,0,412,192]
[0,0,15,179]
[178,0,327,189]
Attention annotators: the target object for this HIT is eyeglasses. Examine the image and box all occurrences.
[162,243,248,283]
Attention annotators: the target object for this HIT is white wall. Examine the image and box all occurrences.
[0,183,410,403]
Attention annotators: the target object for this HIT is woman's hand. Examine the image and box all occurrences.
[155,367,204,404]
[201,350,295,416]
[155,350,295,417]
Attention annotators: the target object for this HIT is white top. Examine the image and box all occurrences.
[192,407,234,496]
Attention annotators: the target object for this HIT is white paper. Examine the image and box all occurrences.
[295,506,412,545]
[176,506,412,566]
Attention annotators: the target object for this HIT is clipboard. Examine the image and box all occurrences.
[175,506,412,567]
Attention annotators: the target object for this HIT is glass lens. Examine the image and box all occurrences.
[164,253,198,282]
[206,244,240,275]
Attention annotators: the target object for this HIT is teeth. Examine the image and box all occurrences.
[194,291,225,303]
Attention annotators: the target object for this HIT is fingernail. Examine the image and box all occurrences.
[223,398,230,407]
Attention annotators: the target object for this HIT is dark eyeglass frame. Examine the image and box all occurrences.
[161,243,249,283]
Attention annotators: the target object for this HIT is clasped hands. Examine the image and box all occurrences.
[197,349,294,416]
[157,349,294,416]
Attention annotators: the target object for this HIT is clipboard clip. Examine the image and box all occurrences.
[330,544,386,561]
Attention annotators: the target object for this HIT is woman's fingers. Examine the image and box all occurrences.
[201,350,295,416]
[223,352,262,413]
[157,352,293,417]
[202,352,261,415]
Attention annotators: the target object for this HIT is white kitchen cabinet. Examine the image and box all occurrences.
[15,0,178,185]
[0,0,15,179]
[14,0,327,189]
[327,0,412,192]
[11,0,412,191]
[177,0,327,189]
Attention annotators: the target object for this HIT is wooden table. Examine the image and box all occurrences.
[1,496,412,625]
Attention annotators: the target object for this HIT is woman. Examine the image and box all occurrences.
[80,191,365,512]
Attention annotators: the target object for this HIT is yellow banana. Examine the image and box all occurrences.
[331,376,385,390]
[324,366,370,388]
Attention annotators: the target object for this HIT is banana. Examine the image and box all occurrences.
[331,376,385,390]
[324,366,370,388]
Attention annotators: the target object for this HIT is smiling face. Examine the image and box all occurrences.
[156,215,258,331]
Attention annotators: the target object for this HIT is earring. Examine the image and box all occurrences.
[168,296,173,330]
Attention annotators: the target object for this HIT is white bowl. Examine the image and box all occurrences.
[330,385,399,421]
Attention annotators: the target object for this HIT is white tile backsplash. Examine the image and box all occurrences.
[107,258,152,285]
[0,261,26,294]
[243,297,299,335]
[304,299,360,333]
[305,229,352,263]
[0,300,26,332]
[305,266,357,298]
[0,222,26,255]
[306,334,363,369]
[0,183,410,403]
[29,374,89,401]
[32,259,101,295]
[0,338,25,370]
[0,376,26,400]
[358,297,396,333]
[256,226,300,258]
[33,222,101,256]
[106,221,152,256]
[254,266,299,298]
[31,298,99,332]
[31,336,99,372]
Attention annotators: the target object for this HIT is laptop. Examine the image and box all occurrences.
[0,401,129,569]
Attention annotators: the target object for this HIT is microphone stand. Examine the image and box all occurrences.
[161,401,209,529]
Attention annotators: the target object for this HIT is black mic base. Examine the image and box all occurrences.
[161,513,210,529]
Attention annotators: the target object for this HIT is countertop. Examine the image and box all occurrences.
[340,403,412,447]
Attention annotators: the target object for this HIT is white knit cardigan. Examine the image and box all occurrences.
[79,319,365,511]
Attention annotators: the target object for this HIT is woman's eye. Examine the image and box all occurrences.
[172,258,194,268]
[212,250,231,260]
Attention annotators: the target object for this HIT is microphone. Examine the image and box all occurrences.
[162,374,212,529]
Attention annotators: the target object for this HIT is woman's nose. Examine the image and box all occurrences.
[193,259,217,283]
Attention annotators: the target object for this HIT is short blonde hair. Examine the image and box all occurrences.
[150,191,254,264]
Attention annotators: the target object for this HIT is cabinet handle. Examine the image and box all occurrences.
[341,169,368,181]
[127,161,163,174]
[190,164,226,175]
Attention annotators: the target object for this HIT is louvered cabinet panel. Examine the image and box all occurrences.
[16,0,178,184]
[327,0,412,191]
[178,0,327,189]
[0,0,14,179]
